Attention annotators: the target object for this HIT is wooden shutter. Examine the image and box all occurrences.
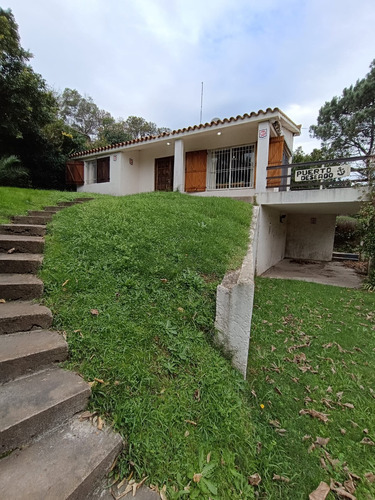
[267,137,284,187]
[66,160,84,186]
[97,157,110,183]
[185,150,207,192]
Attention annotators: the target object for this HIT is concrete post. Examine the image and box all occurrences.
[255,121,271,193]
[173,139,185,192]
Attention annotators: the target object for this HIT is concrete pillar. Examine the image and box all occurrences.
[173,139,185,192]
[255,121,270,193]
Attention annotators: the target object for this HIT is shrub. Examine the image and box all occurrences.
[0,155,31,188]
[334,215,360,252]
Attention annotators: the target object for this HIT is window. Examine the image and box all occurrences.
[85,157,110,184]
[207,144,255,189]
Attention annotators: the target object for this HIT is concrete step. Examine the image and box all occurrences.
[0,367,90,453]
[0,224,46,237]
[0,330,68,383]
[27,210,56,218]
[0,274,44,300]
[75,197,95,202]
[0,234,44,254]
[0,417,123,500]
[57,201,81,207]
[0,253,43,274]
[12,215,52,225]
[43,206,64,212]
[0,301,52,335]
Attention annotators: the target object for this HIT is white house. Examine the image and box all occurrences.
[67,107,368,276]
[67,107,300,199]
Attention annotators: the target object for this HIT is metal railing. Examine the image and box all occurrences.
[266,155,374,192]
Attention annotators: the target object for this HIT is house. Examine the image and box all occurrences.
[67,107,369,277]
[66,107,300,199]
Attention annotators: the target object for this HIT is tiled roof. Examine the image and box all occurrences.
[70,107,301,158]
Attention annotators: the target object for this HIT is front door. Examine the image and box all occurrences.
[155,156,174,191]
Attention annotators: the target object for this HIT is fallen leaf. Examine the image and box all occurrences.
[160,278,168,283]
[184,431,190,437]
[275,428,287,435]
[177,307,184,312]
[251,389,257,398]
[94,377,105,384]
[97,416,103,430]
[351,421,359,428]
[185,420,197,426]
[340,428,347,435]
[336,391,344,401]
[344,479,356,495]
[303,435,312,441]
[269,419,280,428]
[365,472,375,483]
[160,484,168,500]
[7,247,15,254]
[248,473,262,486]
[256,442,262,454]
[291,377,299,383]
[206,452,211,463]
[274,386,282,395]
[0,298,6,303]
[360,437,375,446]
[309,481,330,500]
[62,279,69,287]
[308,443,316,453]
[326,386,333,393]
[79,411,95,420]
[343,403,355,409]
[299,409,329,423]
[330,486,356,499]
[315,437,330,447]
[90,309,99,316]
[271,345,276,352]
[194,389,200,401]
[193,473,202,483]
[320,457,328,470]
[273,474,290,483]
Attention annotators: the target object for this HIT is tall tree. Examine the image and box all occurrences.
[0,8,56,154]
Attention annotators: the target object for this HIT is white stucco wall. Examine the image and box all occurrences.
[119,151,140,195]
[285,214,336,261]
[173,140,185,191]
[215,207,259,378]
[138,150,157,193]
[255,121,271,193]
[78,154,124,196]
[255,206,287,275]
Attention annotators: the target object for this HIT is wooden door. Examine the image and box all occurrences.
[66,160,84,186]
[267,137,284,187]
[155,156,174,191]
[185,150,207,192]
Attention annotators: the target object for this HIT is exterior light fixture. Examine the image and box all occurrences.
[167,142,171,145]
[217,132,222,136]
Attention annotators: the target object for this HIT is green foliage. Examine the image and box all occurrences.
[310,60,375,184]
[249,278,375,499]
[334,216,360,252]
[358,196,375,288]
[0,155,30,187]
[40,192,255,497]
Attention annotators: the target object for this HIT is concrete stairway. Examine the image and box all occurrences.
[0,199,123,500]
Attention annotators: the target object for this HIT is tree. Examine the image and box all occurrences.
[124,116,170,140]
[0,8,56,155]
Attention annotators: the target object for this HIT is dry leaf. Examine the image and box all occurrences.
[7,247,15,254]
[132,483,137,496]
[0,298,6,303]
[343,403,355,409]
[309,481,330,500]
[94,377,105,384]
[185,420,197,426]
[299,409,329,423]
[256,442,262,454]
[80,411,94,420]
[351,421,359,428]
[274,387,282,395]
[90,309,99,316]
[269,419,281,428]
[249,473,262,486]
[315,437,330,447]
[206,452,211,463]
[62,279,69,287]
[177,307,184,312]
[326,386,333,393]
[365,472,375,483]
[320,457,328,470]
[251,389,257,398]
[303,435,312,441]
[361,437,375,446]
[193,473,202,483]
[363,428,369,434]
[97,416,103,430]
[275,428,287,435]
[194,389,200,401]
[344,479,356,494]
[271,345,276,352]
[160,278,168,283]
[331,486,356,499]
[273,474,290,483]
[291,377,299,383]
[340,428,347,435]
[160,484,168,500]
[184,430,190,437]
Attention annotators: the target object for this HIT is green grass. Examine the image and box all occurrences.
[40,191,256,499]
[248,278,375,499]
[0,186,94,223]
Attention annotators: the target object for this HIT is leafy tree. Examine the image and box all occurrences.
[95,116,131,146]
[124,115,170,139]
[0,155,30,187]
[0,8,56,154]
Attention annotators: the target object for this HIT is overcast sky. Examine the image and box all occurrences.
[4,0,375,152]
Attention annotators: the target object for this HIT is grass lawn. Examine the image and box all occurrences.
[0,186,93,224]
[249,278,375,499]
[40,191,256,499]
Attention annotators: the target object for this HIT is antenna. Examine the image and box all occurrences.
[200,82,204,124]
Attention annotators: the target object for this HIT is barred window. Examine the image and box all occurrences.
[85,157,110,184]
[207,144,255,189]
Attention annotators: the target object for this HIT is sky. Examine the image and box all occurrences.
[4,0,375,152]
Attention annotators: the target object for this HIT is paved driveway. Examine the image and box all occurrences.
[261,259,364,288]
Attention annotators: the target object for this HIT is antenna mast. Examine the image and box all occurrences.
[200,82,204,124]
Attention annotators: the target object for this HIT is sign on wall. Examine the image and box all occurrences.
[294,164,351,182]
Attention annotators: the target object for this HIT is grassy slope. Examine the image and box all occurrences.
[40,192,255,499]
[0,186,93,223]
[249,278,375,499]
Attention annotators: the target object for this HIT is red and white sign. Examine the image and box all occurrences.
[259,128,267,139]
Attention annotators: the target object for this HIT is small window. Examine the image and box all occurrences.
[86,157,110,184]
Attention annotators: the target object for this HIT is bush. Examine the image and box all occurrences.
[0,155,31,188]
[334,216,360,252]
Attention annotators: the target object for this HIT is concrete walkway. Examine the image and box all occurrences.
[261,259,364,288]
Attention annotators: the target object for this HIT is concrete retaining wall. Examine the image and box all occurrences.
[215,207,259,378]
